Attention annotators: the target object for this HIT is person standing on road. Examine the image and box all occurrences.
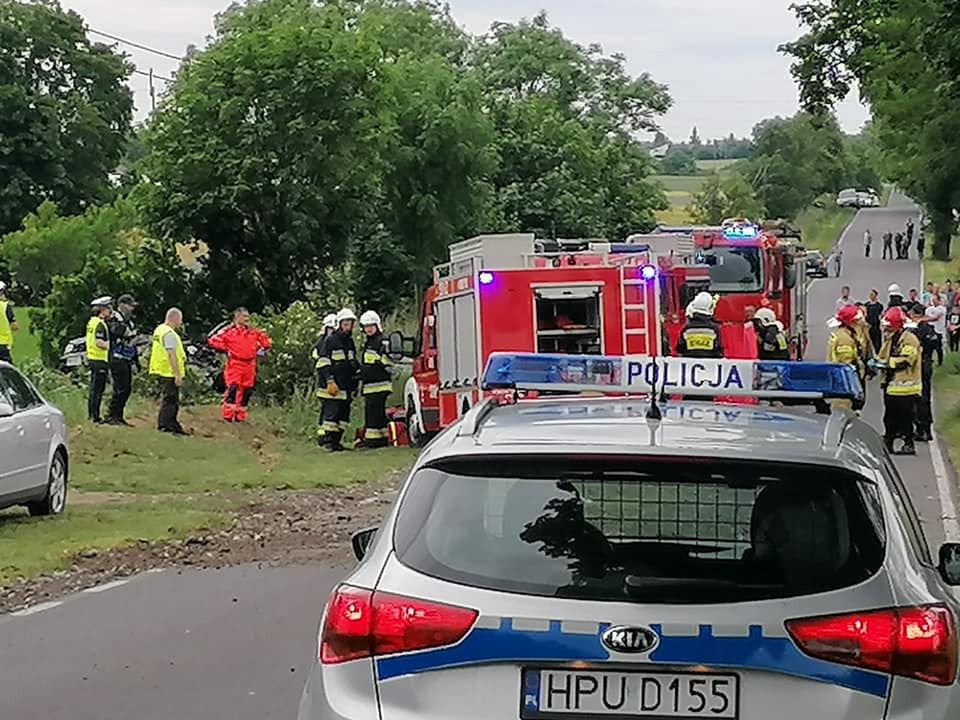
[944,279,957,310]
[752,308,789,360]
[832,248,843,277]
[882,231,894,260]
[865,289,884,352]
[906,217,915,248]
[317,308,359,452]
[106,294,138,426]
[207,308,272,423]
[0,281,18,364]
[358,310,393,449]
[888,284,905,309]
[874,307,921,455]
[906,288,925,315]
[917,230,926,258]
[949,303,960,352]
[895,232,906,259]
[926,295,947,365]
[922,281,935,306]
[827,304,865,413]
[676,292,723,358]
[835,286,854,311]
[149,308,188,436]
[913,308,940,442]
[863,229,873,257]
[86,296,113,424]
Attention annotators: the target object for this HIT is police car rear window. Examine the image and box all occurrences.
[394,457,885,603]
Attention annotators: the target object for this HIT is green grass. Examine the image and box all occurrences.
[651,175,707,194]
[0,497,228,584]
[795,201,856,253]
[695,159,737,173]
[923,254,959,285]
[655,206,695,226]
[9,306,40,364]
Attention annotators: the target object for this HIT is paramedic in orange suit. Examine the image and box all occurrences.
[207,307,272,422]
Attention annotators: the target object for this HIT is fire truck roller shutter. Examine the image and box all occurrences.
[435,293,479,390]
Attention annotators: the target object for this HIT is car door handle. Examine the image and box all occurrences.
[16,425,25,437]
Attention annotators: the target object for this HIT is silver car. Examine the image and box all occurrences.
[0,362,69,516]
[299,392,960,719]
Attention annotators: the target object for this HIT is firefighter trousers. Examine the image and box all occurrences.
[363,392,389,448]
[884,394,916,445]
[320,397,351,450]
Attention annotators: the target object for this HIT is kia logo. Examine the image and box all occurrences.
[601,625,659,654]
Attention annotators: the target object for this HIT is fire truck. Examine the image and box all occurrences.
[395,224,807,444]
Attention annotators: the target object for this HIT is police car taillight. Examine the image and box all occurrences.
[319,584,478,664]
[786,605,958,686]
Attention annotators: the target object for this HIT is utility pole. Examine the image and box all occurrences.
[149,68,156,113]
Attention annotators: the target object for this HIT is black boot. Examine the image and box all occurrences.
[899,441,917,455]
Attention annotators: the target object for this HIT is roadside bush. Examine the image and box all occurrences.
[18,358,88,424]
[253,301,325,404]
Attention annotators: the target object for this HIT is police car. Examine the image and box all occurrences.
[298,353,960,720]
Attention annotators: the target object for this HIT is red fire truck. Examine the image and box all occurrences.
[396,224,807,444]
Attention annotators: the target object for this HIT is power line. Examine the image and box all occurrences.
[133,68,173,83]
[89,28,183,62]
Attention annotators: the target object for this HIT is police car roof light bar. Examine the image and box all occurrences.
[480,353,864,403]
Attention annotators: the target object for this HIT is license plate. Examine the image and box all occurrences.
[521,669,739,719]
[66,356,82,367]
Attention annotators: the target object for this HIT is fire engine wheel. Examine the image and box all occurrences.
[407,400,429,449]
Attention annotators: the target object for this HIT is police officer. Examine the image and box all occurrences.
[676,292,723,358]
[0,281,17,363]
[86,296,113,423]
[106,294,138,426]
[913,308,940,442]
[312,313,338,444]
[359,310,393,449]
[827,304,864,412]
[874,307,921,455]
[317,308,358,452]
[753,308,789,359]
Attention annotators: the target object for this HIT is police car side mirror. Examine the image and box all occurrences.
[938,543,960,586]
[351,526,378,562]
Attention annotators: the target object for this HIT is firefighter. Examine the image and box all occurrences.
[312,313,338,444]
[358,310,393,449]
[0,280,18,364]
[887,284,904,309]
[874,307,922,455]
[753,308,789,359]
[207,308,272,422]
[86,296,113,423]
[913,307,941,442]
[826,304,864,412]
[317,308,359,451]
[676,292,723,358]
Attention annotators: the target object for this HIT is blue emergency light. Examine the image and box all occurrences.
[722,224,759,240]
[481,353,863,402]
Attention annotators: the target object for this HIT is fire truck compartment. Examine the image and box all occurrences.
[436,293,478,389]
[535,285,603,355]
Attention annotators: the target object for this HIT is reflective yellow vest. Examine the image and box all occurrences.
[879,331,922,397]
[86,316,109,362]
[149,323,186,378]
[0,300,12,348]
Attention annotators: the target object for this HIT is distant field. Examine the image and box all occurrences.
[651,175,707,194]
[696,159,738,172]
[9,306,40,363]
[655,206,695,226]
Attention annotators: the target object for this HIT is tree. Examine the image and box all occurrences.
[660,149,697,176]
[0,0,133,236]
[782,0,960,257]
[691,173,764,224]
[689,126,701,146]
[475,12,671,238]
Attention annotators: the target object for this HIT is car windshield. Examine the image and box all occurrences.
[394,457,885,604]
[696,246,763,292]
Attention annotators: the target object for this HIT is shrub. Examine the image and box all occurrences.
[253,301,325,404]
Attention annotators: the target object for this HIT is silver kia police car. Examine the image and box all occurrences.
[298,354,960,720]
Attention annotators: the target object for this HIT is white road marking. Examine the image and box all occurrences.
[10,600,63,617]
[82,578,131,594]
[835,208,862,249]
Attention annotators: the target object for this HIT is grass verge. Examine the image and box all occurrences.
[8,306,40,364]
[0,496,229,585]
[796,201,856,253]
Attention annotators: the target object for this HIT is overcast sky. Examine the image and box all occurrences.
[62,0,869,140]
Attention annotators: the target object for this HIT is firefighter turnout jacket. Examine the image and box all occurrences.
[676,316,723,358]
[878,330,922,397]
[757,324,789,360]
[827,325,864,377]
[317,330,358,399]
[361,332,393,395]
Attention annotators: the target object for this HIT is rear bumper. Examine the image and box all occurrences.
[297,661,379,720]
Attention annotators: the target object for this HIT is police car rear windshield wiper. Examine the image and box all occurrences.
[623,575,781,602]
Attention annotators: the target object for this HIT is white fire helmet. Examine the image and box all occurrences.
[359,310,382,329]
[322,313,337,330]
[336,308,357,325]
[888,283,903,298]
[754,308,777,327]
[688,291,715,317]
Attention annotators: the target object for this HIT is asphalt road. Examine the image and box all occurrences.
[1,193,958,720]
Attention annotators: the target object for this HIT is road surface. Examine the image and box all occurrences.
[1,192,958,719]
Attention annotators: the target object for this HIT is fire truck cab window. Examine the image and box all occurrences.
[697,247,763,293]
[535,286,602,355]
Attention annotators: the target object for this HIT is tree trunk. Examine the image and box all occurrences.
[931,206,953,260]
